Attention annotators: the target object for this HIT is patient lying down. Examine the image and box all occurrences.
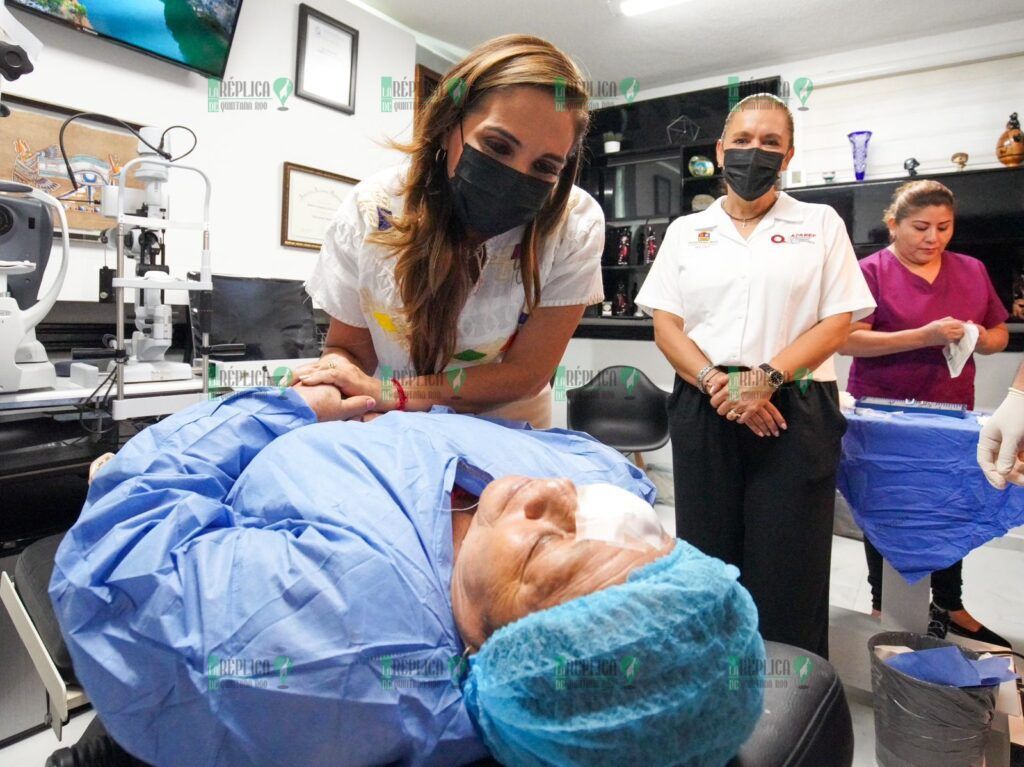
[50,384,765,767]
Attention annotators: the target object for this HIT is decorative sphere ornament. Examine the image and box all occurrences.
[688,155,715,177]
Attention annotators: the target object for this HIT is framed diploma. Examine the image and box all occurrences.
[281,162,358,250]
[295,4,358,114]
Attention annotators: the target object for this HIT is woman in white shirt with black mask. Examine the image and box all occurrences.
[636,93,875,658]
[299,35,605,428]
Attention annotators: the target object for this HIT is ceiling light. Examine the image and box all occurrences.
[619,0,690,17]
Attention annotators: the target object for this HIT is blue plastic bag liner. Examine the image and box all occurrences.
[50,389,655,767]
[838,410,1024,582]
[886,646,1018,687]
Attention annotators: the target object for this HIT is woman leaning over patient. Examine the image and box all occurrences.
[296,34,606,428]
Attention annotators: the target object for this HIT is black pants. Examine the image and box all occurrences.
[669,377,846,659]
[864,539,964,612]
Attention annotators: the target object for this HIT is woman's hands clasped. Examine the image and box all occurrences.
[705,370,787,438]
[290,355,383,422]
[921,316,966,346]
[293,356,381,400]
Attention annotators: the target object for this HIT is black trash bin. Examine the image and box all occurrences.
[869,631,999,767]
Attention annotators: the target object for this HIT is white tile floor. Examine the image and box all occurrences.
[3,517,1020,767]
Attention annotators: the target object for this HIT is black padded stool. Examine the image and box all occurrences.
[729,641,854,767]
[11,534,147,766]
[14,532,77,684]
[465,642,854,767]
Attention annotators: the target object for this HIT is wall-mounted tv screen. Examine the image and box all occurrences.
[10,0,244,79]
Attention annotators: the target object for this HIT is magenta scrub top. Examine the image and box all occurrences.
[846,248,1008,409]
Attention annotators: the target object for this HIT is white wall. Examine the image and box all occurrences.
[415,45,455,79]
[8,0,417,302]
[796,55,1024,185]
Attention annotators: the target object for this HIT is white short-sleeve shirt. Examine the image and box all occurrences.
[305,160,605,388]
[636,192,875,382]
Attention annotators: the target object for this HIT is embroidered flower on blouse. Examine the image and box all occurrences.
[357,188,394,230]
[360,288,411,350]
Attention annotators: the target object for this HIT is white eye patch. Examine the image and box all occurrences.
[574,483,666,551]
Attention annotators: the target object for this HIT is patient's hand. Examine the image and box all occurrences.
[293,382,376,422]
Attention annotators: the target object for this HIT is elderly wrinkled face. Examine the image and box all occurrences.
[450,475,673,651]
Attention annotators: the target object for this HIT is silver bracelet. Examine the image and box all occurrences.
[696,364,716,394]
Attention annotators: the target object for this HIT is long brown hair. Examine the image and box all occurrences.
[369,34,591,375]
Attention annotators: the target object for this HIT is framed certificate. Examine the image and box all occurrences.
[281,162,358,250]
[295,4,358,114]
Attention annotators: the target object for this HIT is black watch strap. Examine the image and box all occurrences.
[758,363,785,390]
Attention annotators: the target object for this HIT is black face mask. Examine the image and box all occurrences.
[447,142,555,239]
[722,147,784,201]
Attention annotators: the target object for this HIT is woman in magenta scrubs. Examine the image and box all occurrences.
[841,179,1010,646]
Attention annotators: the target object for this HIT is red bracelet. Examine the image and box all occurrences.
[391,376,408,411]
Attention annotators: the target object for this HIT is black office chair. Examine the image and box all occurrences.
[184,273,321,363]
[566,365,669,467]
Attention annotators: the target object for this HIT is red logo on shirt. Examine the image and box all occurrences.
[697,230,711,242]
[771,234,786,244]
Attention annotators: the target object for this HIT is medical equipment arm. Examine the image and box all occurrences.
[16,186,71,328]
[0,183,71,393]
[0,0,41,102]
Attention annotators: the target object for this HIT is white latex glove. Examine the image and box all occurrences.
[977,388,1024,489]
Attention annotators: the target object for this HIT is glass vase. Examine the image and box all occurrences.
[848,131,872,181]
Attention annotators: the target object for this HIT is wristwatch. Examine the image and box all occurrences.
[758,363,786,391]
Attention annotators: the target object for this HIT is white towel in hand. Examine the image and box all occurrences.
[943,322,979,378]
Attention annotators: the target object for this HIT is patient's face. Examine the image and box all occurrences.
[450,476,673,651]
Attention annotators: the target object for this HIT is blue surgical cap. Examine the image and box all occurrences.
[461,540,764,767]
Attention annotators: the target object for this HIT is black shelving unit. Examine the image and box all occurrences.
[577,76,781,330]
[681,141,724,214]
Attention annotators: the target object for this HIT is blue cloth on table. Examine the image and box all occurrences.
[49,389,655,767]
[837,409,1024,583]
[886,646,1019,687]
